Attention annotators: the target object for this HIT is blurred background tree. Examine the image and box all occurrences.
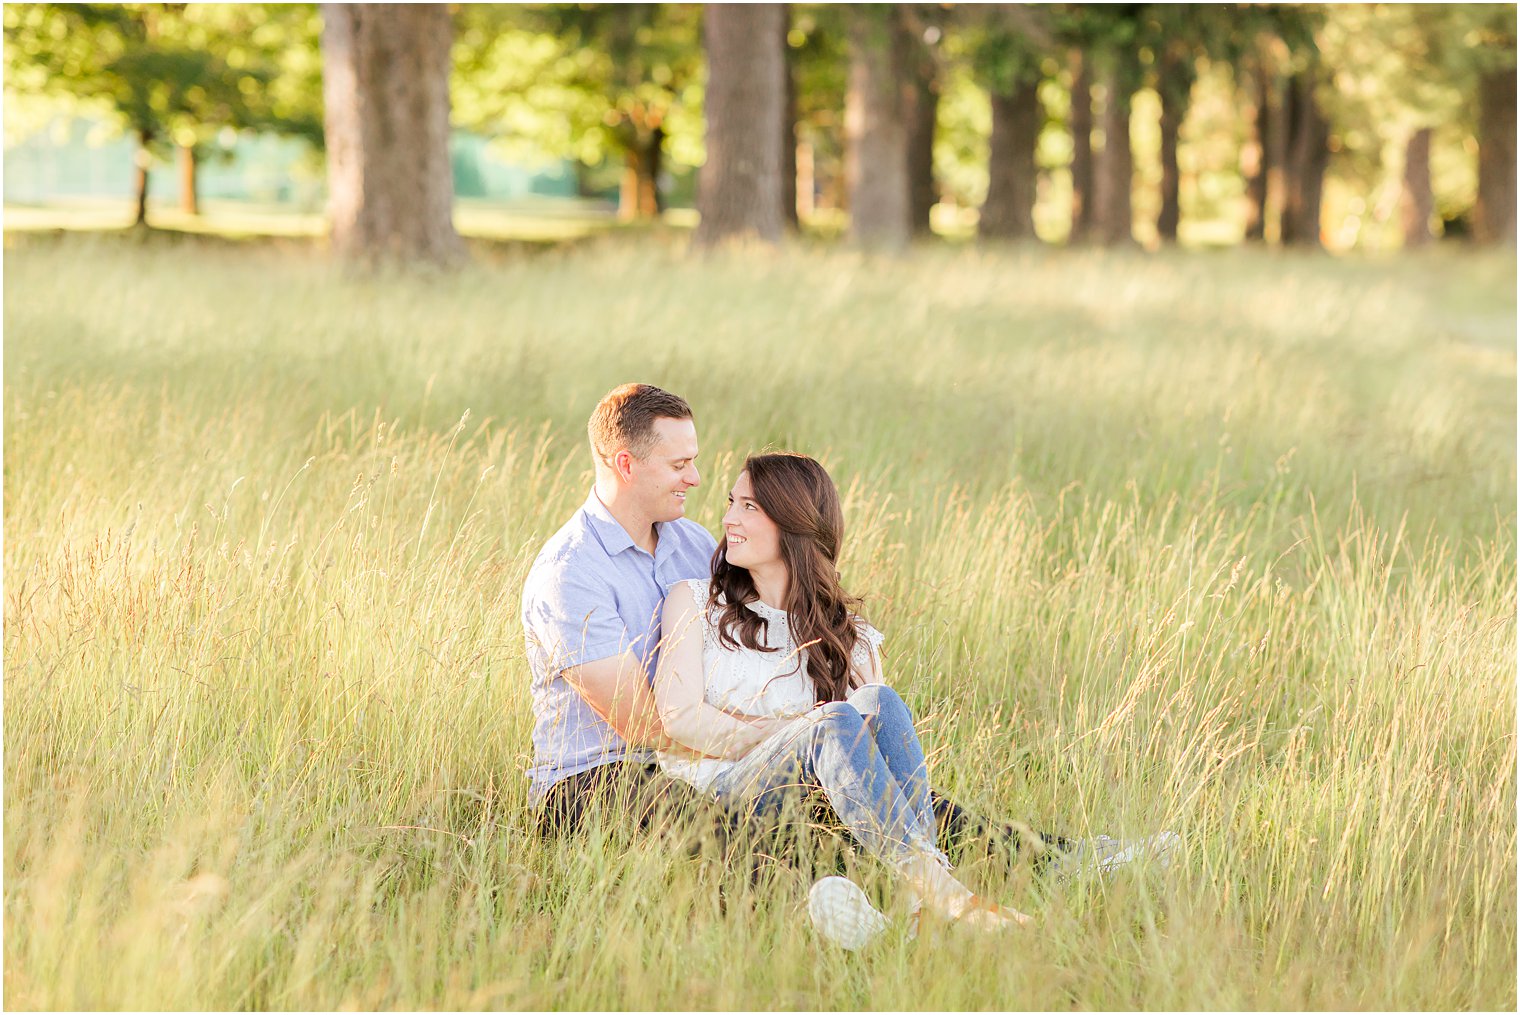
[962,3,1053,243]
[4,2,1514,260]
[693,2,786,246]
[4,2,320,225]
[784,4,848,226]
[843,4,913,249]
[452,3,704,221]
[321,3,462,265]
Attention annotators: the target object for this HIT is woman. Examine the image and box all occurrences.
[653,452,1028,931]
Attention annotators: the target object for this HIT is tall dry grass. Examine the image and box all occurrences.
[4,233,1514,1009]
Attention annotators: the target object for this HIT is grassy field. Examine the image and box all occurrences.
[4,231,1515,1010]
[2,196,625,244]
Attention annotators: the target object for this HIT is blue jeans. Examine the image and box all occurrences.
[848,683,932,818]
[707,685,949,869]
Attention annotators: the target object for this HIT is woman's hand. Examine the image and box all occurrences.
[744,714,796,740]
[715,714,801,759]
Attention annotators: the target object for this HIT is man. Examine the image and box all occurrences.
[522,382,1166,875]
[521,383,717,834]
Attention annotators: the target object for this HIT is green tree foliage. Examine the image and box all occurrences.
[786,5,849,216]
[960,3,1052,95]
[1319,5,1514,228]
[952,5,1055,240]
[4,3,321,221]
[1051,4,1146,91]
[1322,3,1514,133]
[4,4,322,148]
[452,4,703,215]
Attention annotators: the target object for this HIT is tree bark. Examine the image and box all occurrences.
[780,4,799,231]
[1156,58,1185,244]
[1090,61,1135,246]
[1263,64,1290,243]
[905,75,939,236]
[980,79,1041,241]
[1401,127,1434,248]
[796,138,815,220]
[321,3,464,265]
[1475,63,1517,246]
[1068,52,1093,243]
[1244,59,1273,242]
[903,20,939,237]
[132,128,152,227]
[573,162,601,199]
[845,7,911,250]
[1281,69,1329,247]
[178,143,199,216]
[695,3,786,247]
[619,126,663,221]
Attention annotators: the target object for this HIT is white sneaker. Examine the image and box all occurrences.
[807,876,891,952]
[1049,830,1181,880]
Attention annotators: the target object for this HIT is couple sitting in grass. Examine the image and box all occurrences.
[522,383,1175,945]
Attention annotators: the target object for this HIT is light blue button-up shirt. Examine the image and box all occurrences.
[520,490,718,799]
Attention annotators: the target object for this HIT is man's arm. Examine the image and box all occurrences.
[561,650,672,750]
[524,561,675,749]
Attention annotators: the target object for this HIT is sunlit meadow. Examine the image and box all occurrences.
[4,232,1515,1009]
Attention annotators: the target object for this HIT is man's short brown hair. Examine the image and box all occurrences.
[587,383,694,461]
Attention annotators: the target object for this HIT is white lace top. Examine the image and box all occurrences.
[658,577,884,792]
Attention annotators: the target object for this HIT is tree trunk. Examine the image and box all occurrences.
[980,79,1041,241]
[1281,70,1329,247]
[1263,64,1290,244]
[905,75,939,236]
[903,22,940,237]
[1244,58,1274,242]
[845,7,911,250]
[1401,127,1434,248]
[1091,61,1135,246]
[1156,59,1185,244]
[619,150,639,220]
[178,143,199,216]
[573,162,601,199]
[619,126,663,221]
[132,128,152,227]
[796,138,815,220]
[648,128,664,214]
[695,3,786,247]
[321,3,463,265]
[1475,63,1517,246]
[1068,52,1093,243]
[780,4,799,231]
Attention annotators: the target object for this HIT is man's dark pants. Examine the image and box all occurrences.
[534,760,1069,873]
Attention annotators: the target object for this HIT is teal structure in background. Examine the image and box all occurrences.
[4,117,584,208]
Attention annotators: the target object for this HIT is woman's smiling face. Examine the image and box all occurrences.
[720,471,783,571]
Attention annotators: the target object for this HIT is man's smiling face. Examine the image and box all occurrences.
[628,416,700,523]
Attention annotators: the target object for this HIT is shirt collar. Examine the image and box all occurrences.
[710,585,786,621]
[582,489,658,559]
[743,596,787,620]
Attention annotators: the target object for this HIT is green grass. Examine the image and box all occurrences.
[4,232,1515,1009]
[3,195,622,243]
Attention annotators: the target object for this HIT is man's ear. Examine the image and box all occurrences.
[614,449,637,482]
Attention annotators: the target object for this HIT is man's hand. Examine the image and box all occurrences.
[561,651,671,749]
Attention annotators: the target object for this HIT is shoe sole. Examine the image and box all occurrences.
[808,876,890,952]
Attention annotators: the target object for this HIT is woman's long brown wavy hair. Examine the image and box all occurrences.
[708,452,865,703]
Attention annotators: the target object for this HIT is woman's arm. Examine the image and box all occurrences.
[654,582,793,758]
